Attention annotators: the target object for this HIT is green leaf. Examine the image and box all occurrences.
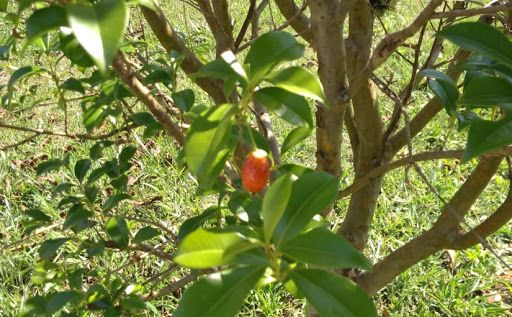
[133,226,161,244]
[439,22,512,70]
[83,104,109,132]
[59,32,95,68]
[280,227,371,269]
[26,6,67,42]
[61,77,85,93]
[174,266,266,317]
[63,205,94,232]
[193,59,243,82]
[172,89,195,112]
[36,158,65,176]
[281,126,312,155]
[227,192,262,226]
[290,269,378,317]
[90,140,114,160]
[421,69,459,115]
[262,173,293,243]
[245,31,304,83]
[67,0,129,73]
[461,76,512,107]
[254,87,313,127]
[185,103,238,189]
[119,145,137,163]
[174,228,254,269]
[74,159,92,183]
[0,0,7,12]
[106,216,130,247]
[102,193,131,212]
[178,206,219,241]
[273,172,339,247]
[266,66,326,103]
[39,238,69,259]
[47,291,80,314]
[463,115,512,162]
[8,66,44,91]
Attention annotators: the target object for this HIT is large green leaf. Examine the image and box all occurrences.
[262,173,293,243]
[174,228,254,269]
[245,31,304,83]
[185,103,238,189]
[265,66,326,103]
[461,76,512,107]
[26,6,67,42]
[290,269,378,317]
[254,87,313,127]
[421,69,459,115]
[39,238,69,260]
[106,216,130,247]
[174,266,265,317]
[280,227,371,269]
[273,172,339,247]
[178,206,219,240]
[67,0,129,73]
[463,115,512,162]
[439,22,512,69]
[8,66,44,91]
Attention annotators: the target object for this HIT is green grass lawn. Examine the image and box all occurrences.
[1,1,511,316]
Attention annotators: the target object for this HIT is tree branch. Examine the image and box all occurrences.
[139,5,226,103]
[113,55,185,146]
[450,184,512,250]
[274,0,313,44]
[370,0,444,70]
[431,3,512,19]
[356,156,503,294]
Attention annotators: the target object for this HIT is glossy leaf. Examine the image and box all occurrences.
[36,158,66,176]
[133,226,161,244]
[185,103,237,189]
[47,291,80,315]
[63,205,93,232]
[26,6,67,42]
[290,269,378,317]
[119,145,137,163]
[254,87,313,127]
[439,22,512,69]
[273,172,339,247]
[67,0,129,73]
[8,66,44,91]
[463,115,512,162]
[59,31,95,68]
[280,227,371,269]
[172,89,195,112]
[227,192,262,226]
[39,238,69,259]
[61,77,85,93]
[74,159,92,183]
[266,66,326,103]
[174,266,265,317]
[421,69,459,115]
[102,193,131,212]
[106,216,130,247]
[281,126,312,155]
[178,206,219,241]
[245,31,304,83]
[262,173,293,243]
[174,228,253,269]
[461,76,512,106]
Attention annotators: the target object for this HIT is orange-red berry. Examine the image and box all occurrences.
[241,149,270,193]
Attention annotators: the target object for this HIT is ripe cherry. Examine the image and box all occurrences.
[242,149,271,193]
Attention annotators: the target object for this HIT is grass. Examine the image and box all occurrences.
[1,1,511,316]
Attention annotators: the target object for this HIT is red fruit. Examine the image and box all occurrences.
[242,149,271,193]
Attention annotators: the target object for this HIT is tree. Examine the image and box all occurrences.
[1,0,512,316]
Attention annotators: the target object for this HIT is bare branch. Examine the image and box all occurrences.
[370,0,444,70]
[356,157,503,294]
[139,5,226,103]
[273,0,312,44]
[143,270,208,301]
[431,3,512,19]
[113,55,185,146]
